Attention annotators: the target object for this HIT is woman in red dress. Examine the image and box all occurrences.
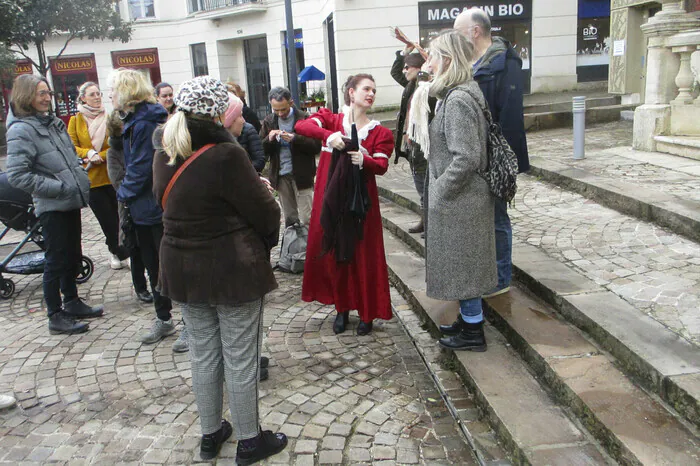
[295,74,394,336]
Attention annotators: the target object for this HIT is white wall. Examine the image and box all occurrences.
[530,0,578,92]
[22,0,584,115]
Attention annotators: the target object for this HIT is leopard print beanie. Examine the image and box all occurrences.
[174,76,230,118]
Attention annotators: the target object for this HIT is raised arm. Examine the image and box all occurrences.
[294,108,338,146]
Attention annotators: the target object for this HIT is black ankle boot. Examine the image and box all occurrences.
[333,311,349,334]
[439,321,487,352]
[356,320,373,336]
[64,298,104,318]
[48,312,89,335]
[439,315,464,336]
[200,420,233,460]
[235,430,288,465]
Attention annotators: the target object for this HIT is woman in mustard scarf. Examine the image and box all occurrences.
[68,82,129,270]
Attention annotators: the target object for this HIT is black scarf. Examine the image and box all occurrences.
[319,124,371,263]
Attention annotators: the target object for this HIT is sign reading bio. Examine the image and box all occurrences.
[111,48,160,70]
[418,0,532,25]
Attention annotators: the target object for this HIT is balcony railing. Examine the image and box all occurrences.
[188,0,261,14]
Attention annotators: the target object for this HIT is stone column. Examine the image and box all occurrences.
[633,1,700,150]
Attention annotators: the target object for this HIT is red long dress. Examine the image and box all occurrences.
[295,108,394,322]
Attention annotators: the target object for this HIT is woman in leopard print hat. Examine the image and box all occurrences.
[152,75,287,464]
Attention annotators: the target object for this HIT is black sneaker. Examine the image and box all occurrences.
[200,420,233,460]
[64,298,103,318]
[235,430,288,465]
[49,312,89,335]
[136,290,154,303]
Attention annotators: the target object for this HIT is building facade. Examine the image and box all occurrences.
[7,0,611,120]
[607,0,699,156]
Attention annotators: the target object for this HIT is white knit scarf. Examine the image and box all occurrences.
[407,81,432,158]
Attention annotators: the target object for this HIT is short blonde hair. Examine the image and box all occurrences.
[429,30,476,99]
[111,68,156,112]
[11,74,51,117]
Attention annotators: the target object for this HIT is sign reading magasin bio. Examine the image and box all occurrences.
[418,0,532,24]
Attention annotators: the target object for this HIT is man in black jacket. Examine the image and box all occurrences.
[391,47,435,234]
[455,8,530,298]
[260,87,321,227]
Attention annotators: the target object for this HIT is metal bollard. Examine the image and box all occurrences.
[573,96,586,160]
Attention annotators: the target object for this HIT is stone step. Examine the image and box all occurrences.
[378,188,700,431]
[654,135,700,162]
[376,98,631,133]
[383,230,613,465]
[524,104,638,132]
[380,195,700,464]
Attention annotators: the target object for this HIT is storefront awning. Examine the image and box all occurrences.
[298,65,325,83]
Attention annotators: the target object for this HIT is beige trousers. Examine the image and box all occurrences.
[277,174,313,227]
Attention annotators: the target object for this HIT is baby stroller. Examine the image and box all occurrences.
[0,172,94,299]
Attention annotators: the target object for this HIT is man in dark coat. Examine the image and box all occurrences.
[260,86,321,227]
[391,47,436,234]
[455,8,530,298]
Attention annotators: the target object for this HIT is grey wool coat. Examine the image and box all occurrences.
[426,81,497,300]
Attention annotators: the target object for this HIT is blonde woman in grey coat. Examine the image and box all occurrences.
[425,30,497,351]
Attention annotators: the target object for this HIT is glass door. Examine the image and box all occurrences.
[244,37,271,120]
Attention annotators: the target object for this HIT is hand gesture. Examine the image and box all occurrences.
[280,131,295,143]
[268,129,282,141]
[328,136,345,150]
[348,151,363,167]
[260,176,274,194]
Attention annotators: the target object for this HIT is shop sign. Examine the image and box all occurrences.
[111,49,160,69]
[418,1,532,25]
[50,55,96,75]
[282,31,304,49]
[14,60,33,75]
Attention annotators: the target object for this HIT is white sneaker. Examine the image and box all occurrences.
[110,254,124,270]
[0,394,16,410]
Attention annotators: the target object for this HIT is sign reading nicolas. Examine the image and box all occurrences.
[418,0,532,25]
[14,60,33,76]
[50,55,96,75]
[111,48,160,69]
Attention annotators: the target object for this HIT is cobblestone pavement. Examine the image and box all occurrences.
[0,210,477,464]
[524,121,700,345]
[527,120,700,201]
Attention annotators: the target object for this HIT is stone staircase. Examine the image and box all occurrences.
[378,162,700,465]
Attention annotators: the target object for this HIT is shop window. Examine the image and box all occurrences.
[129,0,155,19]
[191,43,209,77]
[577,0,611,82]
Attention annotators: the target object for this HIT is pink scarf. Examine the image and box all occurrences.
[77,103,107,152]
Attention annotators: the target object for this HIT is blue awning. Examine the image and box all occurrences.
[298,65,325,83]
[579,0,610,19]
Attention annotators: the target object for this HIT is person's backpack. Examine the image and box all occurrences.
[477,106,519,203]
[277,222,308,273]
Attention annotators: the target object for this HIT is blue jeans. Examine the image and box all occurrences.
[495,198,512,289]
[459,298,484,324]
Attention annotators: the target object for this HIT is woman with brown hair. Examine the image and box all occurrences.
[6,74,102,335]
[295,74,394,336]
[68,81,129,270]
[227,82,261,133]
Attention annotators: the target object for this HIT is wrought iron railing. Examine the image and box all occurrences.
[188,0,261,14]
